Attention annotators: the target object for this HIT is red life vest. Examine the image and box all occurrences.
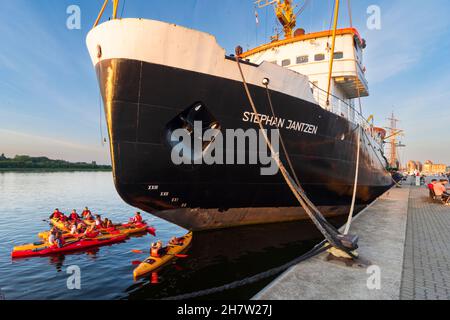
[151,247,160,258]
[134,215,143,223]
[82,210,91,218]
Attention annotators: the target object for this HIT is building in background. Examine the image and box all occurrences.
[407,160,423,174]
[422,160,447,175]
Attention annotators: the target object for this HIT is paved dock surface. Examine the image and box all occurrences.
[401,187,450,300]
[254,186,410,300]
[255,181,450,300]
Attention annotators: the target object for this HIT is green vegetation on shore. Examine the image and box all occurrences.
[0,154,111,171]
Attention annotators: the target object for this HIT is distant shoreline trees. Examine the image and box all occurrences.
[0,154,112,171]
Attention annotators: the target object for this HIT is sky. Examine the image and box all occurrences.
[0,0,449,165]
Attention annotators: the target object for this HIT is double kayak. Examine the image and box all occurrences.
[50,218,96,231]
[39,222,149,240]
[100,222,149,236]
[18,231,102,251]
[12,234,128,259]
[133,232,192,279]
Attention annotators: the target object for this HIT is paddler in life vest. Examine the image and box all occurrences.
[49,208,63,220]
[84,223,99,238]
[94,215,104,229]
[130,212,143,224]
[150,240,167,258]
[169,236,183,246]
[150,241,161,258]
[69,209,80,222]
[70,221,79,236]
[55,232,65,248]
[104,218,114,229]
[77,221,86,233]
[47,229,57,246]
[84,211,94,222]
[82,207,92,219]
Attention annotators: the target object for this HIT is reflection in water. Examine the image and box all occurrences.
[126,216,347,300]
[1,172,358,300]
[49,255,65,272]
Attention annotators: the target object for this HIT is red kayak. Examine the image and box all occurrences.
[11,234,128,259]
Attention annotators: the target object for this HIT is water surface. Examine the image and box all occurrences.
[0,172,331,300]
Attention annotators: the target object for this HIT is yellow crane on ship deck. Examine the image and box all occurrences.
[255,0,297,38]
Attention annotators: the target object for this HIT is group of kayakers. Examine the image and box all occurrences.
[47,208,144,241]
[50,207,94,222]
[13,206,192,279]
[48,208,185,258]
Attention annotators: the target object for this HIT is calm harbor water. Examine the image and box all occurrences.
[0,171,332,300]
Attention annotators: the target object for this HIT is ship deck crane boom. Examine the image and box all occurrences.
[255,0,297,38]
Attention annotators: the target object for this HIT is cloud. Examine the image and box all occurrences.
[364,0,450,83]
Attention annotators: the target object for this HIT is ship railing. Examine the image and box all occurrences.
[309,82,383,147]
[310,84,389,170]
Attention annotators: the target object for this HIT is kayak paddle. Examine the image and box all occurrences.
[131,260,142,265]
[147,227,156,236]
[131,249,144,254]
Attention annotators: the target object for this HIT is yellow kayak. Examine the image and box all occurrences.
[50,218,71,232]
[133,232,192,279]
[13,232,123,253]
[50,218,96,232]
[14,240,49,252]
[39,222,149,240]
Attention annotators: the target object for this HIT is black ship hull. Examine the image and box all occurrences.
[95,58,393,231]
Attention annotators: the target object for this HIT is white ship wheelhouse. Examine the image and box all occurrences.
[241,28,369,124]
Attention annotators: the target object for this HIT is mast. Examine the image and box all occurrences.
[255,0,297,38]
[93,0,120,28]
[385,112,405,169]
[325,0,340,107]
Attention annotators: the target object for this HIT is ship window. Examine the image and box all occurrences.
[333,52,344,59]
[296,55,309,64]
[281,59,291,67]
[314,54,325,61]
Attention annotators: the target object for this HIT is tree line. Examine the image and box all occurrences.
[0,154,111,170]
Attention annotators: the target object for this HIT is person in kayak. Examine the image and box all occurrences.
[49,208,64,220]
[55,232,65,248]
[70,221,79,236]
[82,207,92,218]
[130,212,143,224]
[94,215,104,229]
[150,242,159,257]
[69,209,80,222]
[169,236,183,246]
[84,211,94,221]
[84,223,100,238]
[150,240,167,257]
[47,229,57,246]
[104,218,114,229]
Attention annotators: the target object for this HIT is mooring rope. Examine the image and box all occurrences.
[344,125,361,235]
[233,54,356,256]
[263,85,348,237]
[162,240,330,300]
[160,55,359,301]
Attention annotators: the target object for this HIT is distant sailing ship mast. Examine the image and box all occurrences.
[385,112,405,170]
